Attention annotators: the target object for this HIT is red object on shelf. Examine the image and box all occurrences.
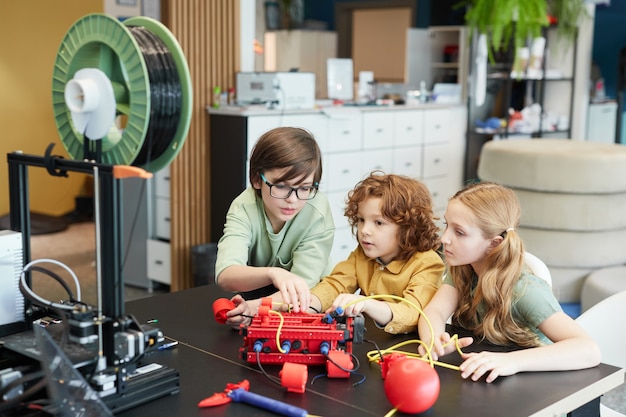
[443,45,459,62]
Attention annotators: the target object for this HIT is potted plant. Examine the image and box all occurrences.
[463,0,589,57]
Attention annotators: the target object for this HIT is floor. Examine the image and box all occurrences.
[26,219,167,305]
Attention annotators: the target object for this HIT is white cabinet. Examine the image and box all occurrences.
[146,165,172,285]
[362,112,394,150]
[393,146,422,178]
[326,114,362,153]
[394,110,424,146]
[146,238,171,285]
[361,148,394,176]
[153,165,171,240]
[586,101,617,143]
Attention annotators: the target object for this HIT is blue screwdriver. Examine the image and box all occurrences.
[228,387,320,417]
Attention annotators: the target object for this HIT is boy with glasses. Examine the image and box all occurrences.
[215,127,334,313]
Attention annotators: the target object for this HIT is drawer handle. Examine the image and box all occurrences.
[165,217,171,222]
[434,124,441,130]
[163,176,171,181]
[155,260,163,265]
[405,162,412,167]
[433,158,441,164]
[406,126,413,131]
[376,128,384,133]
[342,130,350,135]
[341,169,350,174]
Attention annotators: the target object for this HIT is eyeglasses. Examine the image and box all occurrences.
[259,173,319,200]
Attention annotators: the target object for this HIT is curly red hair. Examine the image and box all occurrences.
[344,171,441,260]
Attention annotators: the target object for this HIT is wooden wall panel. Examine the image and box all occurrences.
[161,0,240,291]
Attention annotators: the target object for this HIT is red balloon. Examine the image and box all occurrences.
[384,358,440,414]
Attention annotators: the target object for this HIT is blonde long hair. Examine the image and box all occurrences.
[449,182,540,347]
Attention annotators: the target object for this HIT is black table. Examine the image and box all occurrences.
[120,285,624,417]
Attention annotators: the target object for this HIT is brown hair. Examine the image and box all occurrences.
[448,182,539,347]
[249,127,322,195]
[344,171,441,260]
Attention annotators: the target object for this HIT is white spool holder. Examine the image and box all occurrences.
[64,68,116,140]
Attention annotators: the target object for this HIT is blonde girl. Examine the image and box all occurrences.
[418,182,600,382]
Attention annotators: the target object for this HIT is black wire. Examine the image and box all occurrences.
[309,353,366,387]
[255,351,283,387]
[0,370,44,399]
[0,371,47,413]
[308,305,320,314]
[364,339,384,363]
[326,351,361,373]
[28,265,76,301]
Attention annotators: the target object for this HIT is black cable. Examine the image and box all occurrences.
[308,305,320,314]
[0,371,47,414]
[0,370,44,399]
[255,351,283,388]
[364,339,384,363]
[325,351,361,373]
[28,265,76,301]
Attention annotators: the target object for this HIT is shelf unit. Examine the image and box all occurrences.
[406,25,469,100]
[464,26,578,181]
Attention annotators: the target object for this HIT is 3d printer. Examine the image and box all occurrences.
[0,13,192,416]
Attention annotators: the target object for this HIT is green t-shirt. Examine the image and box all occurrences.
[443,270,562,344]
[215,187,335,299]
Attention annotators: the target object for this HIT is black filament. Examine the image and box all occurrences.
[127,26,182,168]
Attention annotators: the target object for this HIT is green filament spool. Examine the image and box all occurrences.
[52,14,192,172]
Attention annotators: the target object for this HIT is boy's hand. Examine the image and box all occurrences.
[330,294,366,316]
[269,269,311,313]
[225,294,253,327]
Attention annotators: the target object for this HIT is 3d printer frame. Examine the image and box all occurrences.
[3,147,179,414]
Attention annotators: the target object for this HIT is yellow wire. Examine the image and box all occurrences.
[342,294,465,372]
[383,407,399,417]
[263,300,310,354]
[267,309,286,353]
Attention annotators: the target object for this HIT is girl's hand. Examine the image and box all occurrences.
[459,351,519,383]
[418,333,473,361]
[418,331,448,360]
[225,294,253,328]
